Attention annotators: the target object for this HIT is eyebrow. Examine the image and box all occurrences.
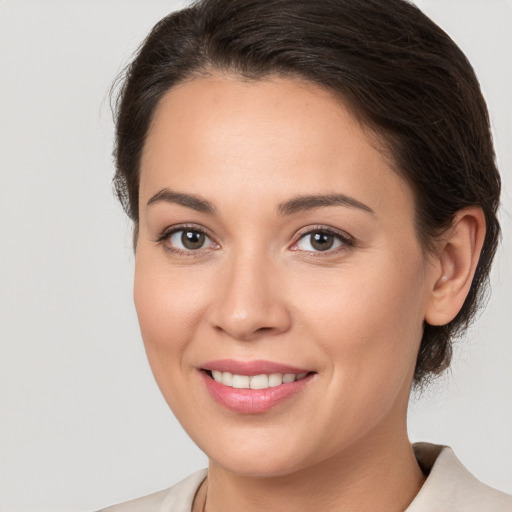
[278,194,375,216]
[146,188,216,214]
[146,188,374,217]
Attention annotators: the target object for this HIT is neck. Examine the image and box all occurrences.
[203,419,425,512]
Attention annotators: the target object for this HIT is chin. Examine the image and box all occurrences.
[212,452,305,478]
[196,430,318,478]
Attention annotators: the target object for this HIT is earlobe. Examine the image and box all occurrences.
[425,207,486,326]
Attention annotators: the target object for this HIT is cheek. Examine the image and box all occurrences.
[133,251,211,385]
[295,251,427,395]
[284,257,427,455]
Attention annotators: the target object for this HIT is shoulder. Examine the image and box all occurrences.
[97,469,207,512]
[408,443,512,512]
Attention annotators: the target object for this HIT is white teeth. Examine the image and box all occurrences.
[282,373,296,383]
[221,372,233,386]
[268,373,283,387]
[208,370,310,389]
[232,374,250,389]
[250,374,269,389]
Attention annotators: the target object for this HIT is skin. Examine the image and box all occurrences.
[134,75,485,512]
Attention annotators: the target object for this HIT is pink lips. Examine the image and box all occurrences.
[202,359,311,376]
[200,359,315,414]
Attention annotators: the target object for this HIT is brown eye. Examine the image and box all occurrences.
[296,230,347,252]
[310,232,334,251]
[182,230,205,249]
[169,229,209,251]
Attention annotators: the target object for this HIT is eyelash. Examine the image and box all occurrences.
[155,224,355,257]
[292,226,355,255]
[155,224,218,257]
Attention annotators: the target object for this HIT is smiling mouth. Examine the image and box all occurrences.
[200,362,317,413]
[203,370,314,390]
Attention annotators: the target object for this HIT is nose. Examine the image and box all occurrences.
[208,253,292,341]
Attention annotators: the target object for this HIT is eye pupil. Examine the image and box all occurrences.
[311,232,334,251]
[181,230,205,250]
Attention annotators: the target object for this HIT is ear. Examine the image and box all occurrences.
[425,207,486,326]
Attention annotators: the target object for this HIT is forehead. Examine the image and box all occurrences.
[140,74,411,215]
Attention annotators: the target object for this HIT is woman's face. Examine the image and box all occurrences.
[135,75,437,476]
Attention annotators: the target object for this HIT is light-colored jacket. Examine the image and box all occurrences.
[99,443,512,511]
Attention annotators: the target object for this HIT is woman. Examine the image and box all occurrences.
[101,0,511,510]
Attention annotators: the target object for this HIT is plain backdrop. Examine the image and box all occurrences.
[0,1,510,511]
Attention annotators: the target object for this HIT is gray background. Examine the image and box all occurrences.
[0,1,510,511]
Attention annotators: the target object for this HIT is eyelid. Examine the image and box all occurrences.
[289,225,355,252]
[154,223,354,256]
[155,223,219,254]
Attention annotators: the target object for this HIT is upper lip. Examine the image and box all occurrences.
[201,359,313,376]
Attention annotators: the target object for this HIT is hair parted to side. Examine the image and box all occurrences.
[111,0,501,386]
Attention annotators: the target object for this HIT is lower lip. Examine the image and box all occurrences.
[200,371,314,414]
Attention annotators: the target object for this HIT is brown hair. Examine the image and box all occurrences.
[111,0,501,385]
